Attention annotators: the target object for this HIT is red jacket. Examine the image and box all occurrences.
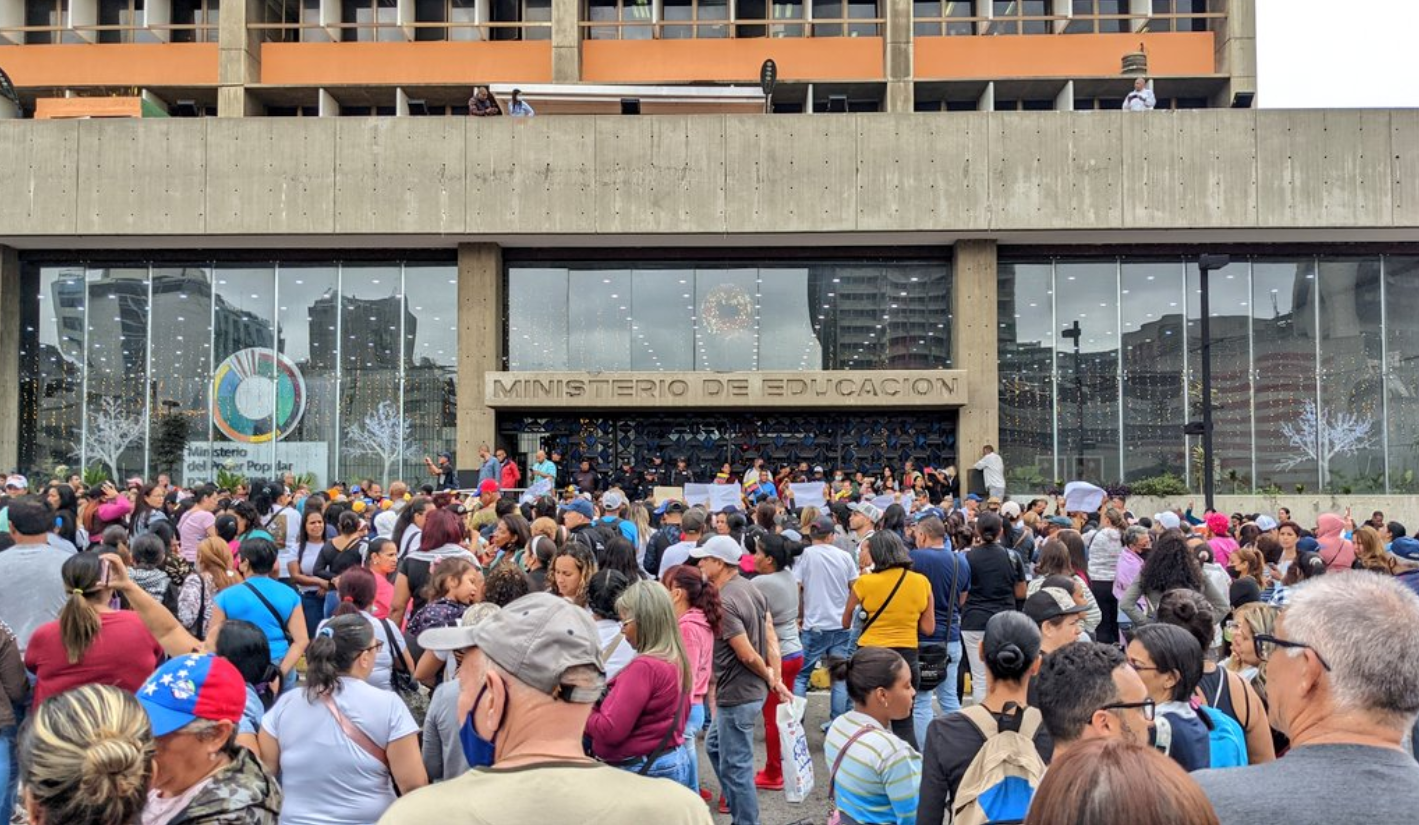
[500,461,521,489]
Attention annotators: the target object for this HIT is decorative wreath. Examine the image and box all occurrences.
[701,285,755,335]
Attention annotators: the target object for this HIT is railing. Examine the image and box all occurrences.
[580,16,883,39]
[247,19,553,42]
[0,23,219,44]
[910,11,1222,36]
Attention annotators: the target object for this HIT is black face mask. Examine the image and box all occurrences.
[1227,566,1243,580]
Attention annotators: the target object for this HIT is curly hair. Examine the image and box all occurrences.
[1138,532,1204,596]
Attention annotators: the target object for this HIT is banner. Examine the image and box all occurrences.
[789,482,827,509]
[708,484,743,512]
[519,478,553,505]
[683,484,712,506]
[653,486,685,504]
[184,442,329,484]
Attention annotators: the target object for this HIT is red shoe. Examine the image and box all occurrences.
[717,796,729,814]
[754,771,784,791]
[699,788,712,803]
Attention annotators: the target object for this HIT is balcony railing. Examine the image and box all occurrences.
[248,19,553,42]
[580,15,883,39]
[911,10,1221,36]
[0,22,218,44]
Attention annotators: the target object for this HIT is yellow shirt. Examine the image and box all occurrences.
[853,568,931,649]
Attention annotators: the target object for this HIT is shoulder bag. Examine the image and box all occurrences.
[859,569,908,636]
[377,616,419,696]
[918,557,962,689]
[827,726,875,825]
[632,691,686,777]
[243,581,295,645]
[321,694,389,767]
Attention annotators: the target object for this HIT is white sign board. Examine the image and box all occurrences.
[709,484,743,512]
[184,442,329,485]
[683,484,712,506]
[789,483,827,509]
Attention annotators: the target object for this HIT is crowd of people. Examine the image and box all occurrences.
[0,456,1417,825]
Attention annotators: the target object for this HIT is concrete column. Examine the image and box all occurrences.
[953,240,999,468]
[883,0,912,113]
[1211,0,1255,107]
[457,243,503,467]
[217,0,266,117]
[0,246,19,471]
[551,0,581,83]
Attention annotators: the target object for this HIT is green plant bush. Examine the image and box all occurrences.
[1129,472,1190,498]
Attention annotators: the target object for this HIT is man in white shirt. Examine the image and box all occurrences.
[1123,77,1156,111]
[792,515,859,721]
[974,445,1006,500]
[657,509,706,577]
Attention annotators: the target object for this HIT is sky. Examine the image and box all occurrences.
[1257,0,1419,108]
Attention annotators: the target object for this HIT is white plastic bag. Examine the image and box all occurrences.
[777,695,815,803]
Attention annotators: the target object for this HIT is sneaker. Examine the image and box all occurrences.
[699,788,712,803]
[754,771,784,791]
[717,796,729,815]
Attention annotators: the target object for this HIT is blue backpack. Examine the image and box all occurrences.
[1199,704,1248,768]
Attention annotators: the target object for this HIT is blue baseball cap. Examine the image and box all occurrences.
[913,506,946,523]
[136,654,247,737]
[559,498,595,519]
[966,493,983,502]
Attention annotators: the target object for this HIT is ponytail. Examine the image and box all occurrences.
[304,614,373,700]
[58,554,104,664]
[333,566,377,616]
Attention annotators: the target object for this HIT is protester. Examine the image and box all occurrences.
[586,581,693,784]
[325,567,416,692]
[287,508,330,636]
[1195,574,1419,823]
[378,592,712,825]
[214,619,280,753]
[588,570,635,679]
[1122,531,1229,626]
[1085,507,1126,645]
[656,507,705,577]
[416,603,501,782]
[207,538,309,688]
[314,511,369,616]
[961,512,1024,704]
[743,532,803,790]
[390,508,476,624]
[551,542,598,607]
[663,563,719,795]
[135,653,282,823]
[1027,538,1101,634]
[972,445,1006,499]
[1034,641,1152,759]
[1313,513,1357,572]
[0,620,23,822]
[177,485,220,563]
[1024,738,1219,825]
[791,513,859,723]
[177,535,240,639]
[17,684,153,825]
[25,551,164,706]
[1128,623,1211,771]
[259,614,427,823]
[0,495,73,651]
[1022,583,1089,654]
[693,533,789,825]
[823,648,921,825]
[406,556,483,641]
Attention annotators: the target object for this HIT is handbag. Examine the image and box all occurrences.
[859,569,908,637]
[827,726,875,825]
[378,616,429,724]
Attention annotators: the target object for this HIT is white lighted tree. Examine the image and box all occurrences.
[82,397,145,481]
[344,401,420,486]
[1278,399,1376,488]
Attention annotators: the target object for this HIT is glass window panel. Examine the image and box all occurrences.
[23,266,87,475]
[997,262,1055,490]
[523,0,550,38]
[1317,258,1385,493]
[507,267,569,370]
[757,268,821,370]
[1055,262,1120,483]
[1251,259,1319,492]
[404,265,459,479]
[83,268,149,481]
[339,264,404,485]
[663,0,694,37]
[629,270,694,371]
[1094,0,1124,31]
[813,0,843,36]
[149,266,214,485]
[695,268,759,371]
[569,269,632,371]
[1386,256,1419,493]
[1183,261,1253,492]
[914,1,941,36]
[212,265,279,473]
[275,265,338,487]
[1019,0,1046,32]
[1121,262,1186,482]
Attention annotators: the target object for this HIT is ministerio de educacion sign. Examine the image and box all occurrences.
[485,370,967,409]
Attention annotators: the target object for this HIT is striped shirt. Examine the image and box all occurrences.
[824,710,921,825]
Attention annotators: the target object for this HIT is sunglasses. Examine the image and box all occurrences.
[1252,633,1332,671]
[1099,698,1156,721]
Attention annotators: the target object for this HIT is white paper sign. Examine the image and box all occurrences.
[872,494,897,512]
[683,484,712,506]
[519,478,553,505]
[789,483,827,509]
[709,484,743,512]
[184,441,329,485]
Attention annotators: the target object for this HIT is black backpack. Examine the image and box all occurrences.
[571,524,614,559]
[643,524,682,576]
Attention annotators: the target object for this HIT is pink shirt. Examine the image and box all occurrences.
[1209,537,1240,568]
[678,608,714,704]
[179,509,216,563]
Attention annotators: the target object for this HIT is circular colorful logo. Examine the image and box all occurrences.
[212,348,306,443]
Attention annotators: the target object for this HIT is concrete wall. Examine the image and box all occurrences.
[953,240,998,463]
[3,109,1417,242]
[457,243,502,469]
[0,246,17,472]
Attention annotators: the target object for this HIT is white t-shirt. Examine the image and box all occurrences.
[657,539,698,578]
[595,618,636,680]
[262,676,419,825]
[793,541,859,631]
[268,506,302,580]
[318,611,406,692]
[974,453,1006,491]
[374,505,402,539]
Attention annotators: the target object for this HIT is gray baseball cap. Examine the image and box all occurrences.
[470,592,605,703]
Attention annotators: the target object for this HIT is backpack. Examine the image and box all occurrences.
[571,524,613,559]
[952,704,1046,825]
[1199,704,1248,768]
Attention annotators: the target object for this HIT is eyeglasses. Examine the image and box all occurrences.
[1126,658,1159,673]
[1252,633,1332,671]
[619,618,636,630]
[364,640,385,653]
[1099,698,1156,721]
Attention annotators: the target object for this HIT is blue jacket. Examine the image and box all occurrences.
[1390,537,1419,561]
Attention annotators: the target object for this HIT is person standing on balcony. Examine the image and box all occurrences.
[507,89,535,117]
[469,87,502,117]
[1124,77,1156,111]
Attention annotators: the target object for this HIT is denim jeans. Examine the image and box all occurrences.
[682,702,706,792]
[706,699,764,825]
[617,742,691,787]
[0,724,15,825]
[962,630,987,704]
[794,628,852,720]
[299,591,325,640]
[912,639,963,746]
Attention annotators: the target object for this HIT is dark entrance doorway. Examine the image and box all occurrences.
[498,411,958,479]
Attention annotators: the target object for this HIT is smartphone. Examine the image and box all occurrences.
[100,558,112,589]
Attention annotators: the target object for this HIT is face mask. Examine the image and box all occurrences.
[459,682,500,769]
[1227,566,1242,580]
